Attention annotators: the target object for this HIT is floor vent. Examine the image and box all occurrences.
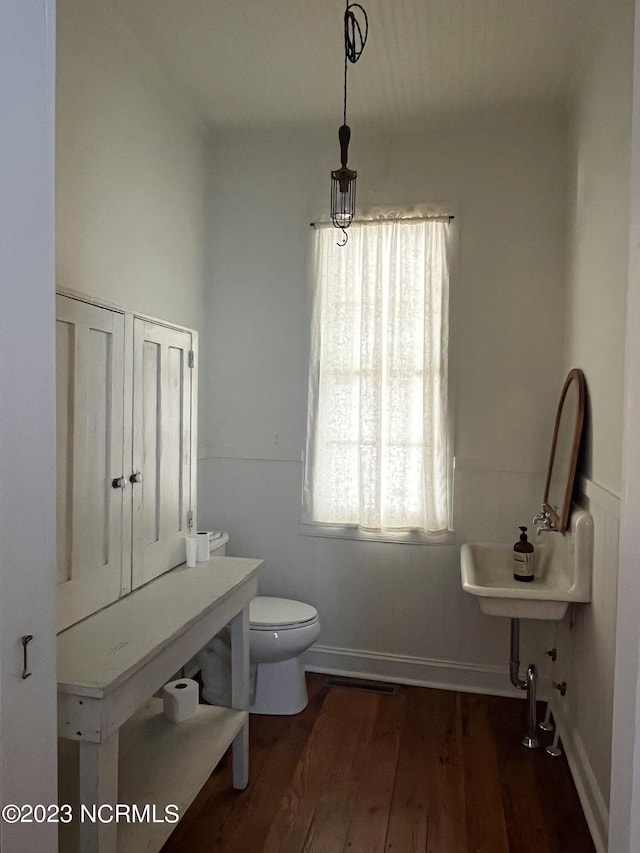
[325,676,399,696]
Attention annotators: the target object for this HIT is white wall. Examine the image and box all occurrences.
[56,0,208,333]
[565,0,633,497]
[610,3,640,851]
[0,2,58,849]
[555,3,634,850]
[199,113,568,693]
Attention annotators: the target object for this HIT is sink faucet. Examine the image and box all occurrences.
[532,506,547,525]
[533,506,557,535]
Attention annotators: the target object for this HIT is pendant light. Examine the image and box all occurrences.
[331,2,368,245]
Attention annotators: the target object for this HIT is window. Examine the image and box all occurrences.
[303,215,452,536]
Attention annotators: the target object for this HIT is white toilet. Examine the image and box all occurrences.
[248,595,320,715]
[205,532,321,715]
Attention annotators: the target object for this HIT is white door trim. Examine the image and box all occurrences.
[0,1,59,850]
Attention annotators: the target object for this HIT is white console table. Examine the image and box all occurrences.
[57,556,261,853]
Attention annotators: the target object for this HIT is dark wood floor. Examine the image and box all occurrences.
[161,673,595,853]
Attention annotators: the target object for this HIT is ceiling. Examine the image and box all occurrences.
[112,0,609,132]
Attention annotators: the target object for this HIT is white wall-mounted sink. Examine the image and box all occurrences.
[460,509,593,620]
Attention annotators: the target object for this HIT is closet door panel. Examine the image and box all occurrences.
[141,339,161,548]
[56,296,127,630]
[56,318,74,585]
[132,319,193,588]
[162,343,187,536]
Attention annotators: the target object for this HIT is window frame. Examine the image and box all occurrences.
[301,209,458,544]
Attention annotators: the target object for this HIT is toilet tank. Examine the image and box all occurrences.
[208,531,229,556]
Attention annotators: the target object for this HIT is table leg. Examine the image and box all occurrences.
[78,732,119,853]
[230,605,249,789]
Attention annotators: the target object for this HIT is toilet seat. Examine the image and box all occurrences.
[250,596,318,632]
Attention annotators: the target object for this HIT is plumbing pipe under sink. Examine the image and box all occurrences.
[509,618,539,749]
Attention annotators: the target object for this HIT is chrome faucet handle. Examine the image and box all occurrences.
[537,516,557,535]
[532,505,548,525]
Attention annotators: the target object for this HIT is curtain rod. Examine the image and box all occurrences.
[310,214,454,228]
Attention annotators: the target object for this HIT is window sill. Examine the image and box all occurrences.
[298,522,456,546]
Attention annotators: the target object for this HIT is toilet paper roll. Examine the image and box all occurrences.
[196,531,211,562]
[162,678,199,723]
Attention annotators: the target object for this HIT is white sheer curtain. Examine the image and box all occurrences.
[303,217,452,534]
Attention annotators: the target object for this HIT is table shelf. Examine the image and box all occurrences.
[57,557,260,853]
[60,699,247,853]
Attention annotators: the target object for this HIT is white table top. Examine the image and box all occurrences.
[57,557,261,698]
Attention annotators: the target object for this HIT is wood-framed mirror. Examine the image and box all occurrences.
[543,368,586,533]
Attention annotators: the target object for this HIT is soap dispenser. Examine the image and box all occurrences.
[513,526,534,582]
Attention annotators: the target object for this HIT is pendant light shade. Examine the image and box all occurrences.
[331,124,357,229]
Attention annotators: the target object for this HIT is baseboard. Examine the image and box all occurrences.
[550,698,609,853]
[304,644,537,699]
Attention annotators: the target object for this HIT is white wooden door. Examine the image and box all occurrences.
[0,3,58,848]
[56,296,128,630]
[131,319,194,588]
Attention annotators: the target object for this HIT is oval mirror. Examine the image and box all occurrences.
[543,368,586,533]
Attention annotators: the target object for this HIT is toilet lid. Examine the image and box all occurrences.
[250,596,318,630]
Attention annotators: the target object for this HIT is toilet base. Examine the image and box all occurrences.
[249,656,308,715]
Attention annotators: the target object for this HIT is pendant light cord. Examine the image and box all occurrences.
[342,2,369,125]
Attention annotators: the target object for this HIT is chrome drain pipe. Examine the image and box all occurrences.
[509,618,527,690]
[522,664,539,748]
[510,618,539,749]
